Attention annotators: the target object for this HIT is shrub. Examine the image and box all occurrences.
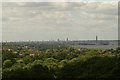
[3,60,13,68]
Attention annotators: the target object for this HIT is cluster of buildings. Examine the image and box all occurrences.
[57,36,118,46]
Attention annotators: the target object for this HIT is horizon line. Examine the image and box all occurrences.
[1,39,119,42]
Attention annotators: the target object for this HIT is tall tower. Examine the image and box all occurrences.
[66,38,68,42]
[57,38,60,42]
[96,36,98,45]
[96,36,98,41]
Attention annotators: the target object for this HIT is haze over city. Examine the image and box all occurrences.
[2,0,118,41]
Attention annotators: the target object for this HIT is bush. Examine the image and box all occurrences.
[3,60,13,68]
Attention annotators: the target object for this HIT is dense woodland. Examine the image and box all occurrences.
[1,42,120,79]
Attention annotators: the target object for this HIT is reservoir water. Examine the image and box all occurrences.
[73,45,118,49]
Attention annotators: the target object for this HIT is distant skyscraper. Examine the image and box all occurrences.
[66,38,68,42]
[57,38,60,42]
[96,36,98,41]
[96,36,98,45]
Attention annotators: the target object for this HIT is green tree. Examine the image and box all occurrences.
[3,60,13,68]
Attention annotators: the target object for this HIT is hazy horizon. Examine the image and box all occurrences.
[2,1,118,41]
[2,38,119,42]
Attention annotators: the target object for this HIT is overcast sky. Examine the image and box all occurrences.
[2,0,118,41]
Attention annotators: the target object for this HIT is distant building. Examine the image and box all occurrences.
[96,36,98,45]
[96,36,98,41]
[57,38,60,42]
[66,38,69,42]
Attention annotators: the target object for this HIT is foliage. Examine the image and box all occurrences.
[2,42,120,79]
[3,60,13,68]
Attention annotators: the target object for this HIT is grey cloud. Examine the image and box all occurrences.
[2,2,118,41]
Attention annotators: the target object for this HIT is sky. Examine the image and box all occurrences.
[2,0,118,41]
